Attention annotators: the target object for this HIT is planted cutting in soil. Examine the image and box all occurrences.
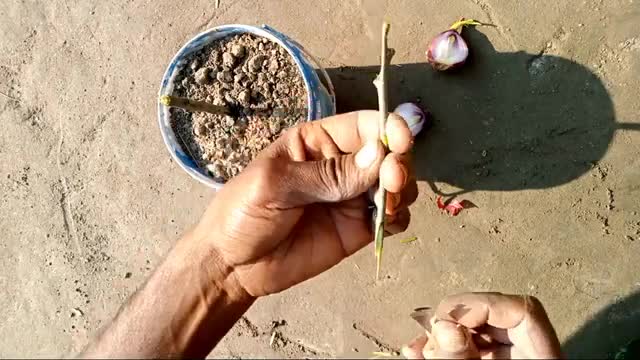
[171,33,308,182]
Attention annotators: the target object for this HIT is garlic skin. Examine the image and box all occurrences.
[394,102,428,136]
[426,30,469,71]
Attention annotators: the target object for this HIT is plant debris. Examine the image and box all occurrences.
[400,236,418,244]
[437,196,475,216]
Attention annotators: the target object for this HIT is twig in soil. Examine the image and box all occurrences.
[0,91,19,102]
[352,322,399,355]
[159,95,230,115]
[373,21,391,280]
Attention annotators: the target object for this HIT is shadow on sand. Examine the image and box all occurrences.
[563,290,640,358]
[325,27,639,197]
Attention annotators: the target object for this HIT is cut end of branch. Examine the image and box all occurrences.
[382,21,391,36]
[159,95,172,106]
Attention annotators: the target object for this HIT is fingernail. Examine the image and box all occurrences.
[355,141,379,169]
[401,346,422,360]
[433,321,468,353]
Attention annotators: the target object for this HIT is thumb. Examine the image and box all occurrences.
[425,320,478,359]
[278,140,385,205]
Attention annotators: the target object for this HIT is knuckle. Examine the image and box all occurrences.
[316,157,345,201]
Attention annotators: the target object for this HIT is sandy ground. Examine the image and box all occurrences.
[1,0,640,358]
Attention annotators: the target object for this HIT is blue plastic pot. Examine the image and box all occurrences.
[158,24,336,189]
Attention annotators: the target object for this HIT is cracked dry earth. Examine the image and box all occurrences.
[2,0,640,358]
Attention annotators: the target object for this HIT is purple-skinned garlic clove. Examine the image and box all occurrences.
[394,102,429,136]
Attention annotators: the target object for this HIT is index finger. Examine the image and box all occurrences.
[313,110,413,154]
[435,292,528,330]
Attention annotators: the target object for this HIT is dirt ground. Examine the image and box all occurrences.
[1,0,639,358]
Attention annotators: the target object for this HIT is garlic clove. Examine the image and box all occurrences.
[426,18,483,71]
[394,102,429,136]
[427,30,469,71]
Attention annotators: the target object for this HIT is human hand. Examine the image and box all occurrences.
[402,292,562,359]
[194,111,416,297]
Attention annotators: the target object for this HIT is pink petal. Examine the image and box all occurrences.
[445,200,464,216]
[436,197,472,216]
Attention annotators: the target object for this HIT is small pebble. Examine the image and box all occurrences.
[213,96,226,106]
[206,162,225,179]
[215,137,227,149]
[217,70,233,83]
[248,55,267,72]
[190,59,200,71]
[276,83,290,95]
[269,119,282,135]
[233,73,245,84]
[194,123,207,136]
[268,59,279,73]
[256,73,267,86]
[224,92,236,104]
[194,67,211,85]
[225,116,235,127]
[238,90,250,105]
[230,44,245,58]
[229,165,240,177]
[124,272,132,279]
[261,82,272,95]
[222,52,236,68]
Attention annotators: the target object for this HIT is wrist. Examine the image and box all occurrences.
[172,230,255,305]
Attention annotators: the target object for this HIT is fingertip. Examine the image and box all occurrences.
[432,320,474,355]
[387,113,413,154]
[380,153,408,193]
[402,334,428,359]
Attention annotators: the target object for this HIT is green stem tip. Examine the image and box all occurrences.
[450,18,485,33]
